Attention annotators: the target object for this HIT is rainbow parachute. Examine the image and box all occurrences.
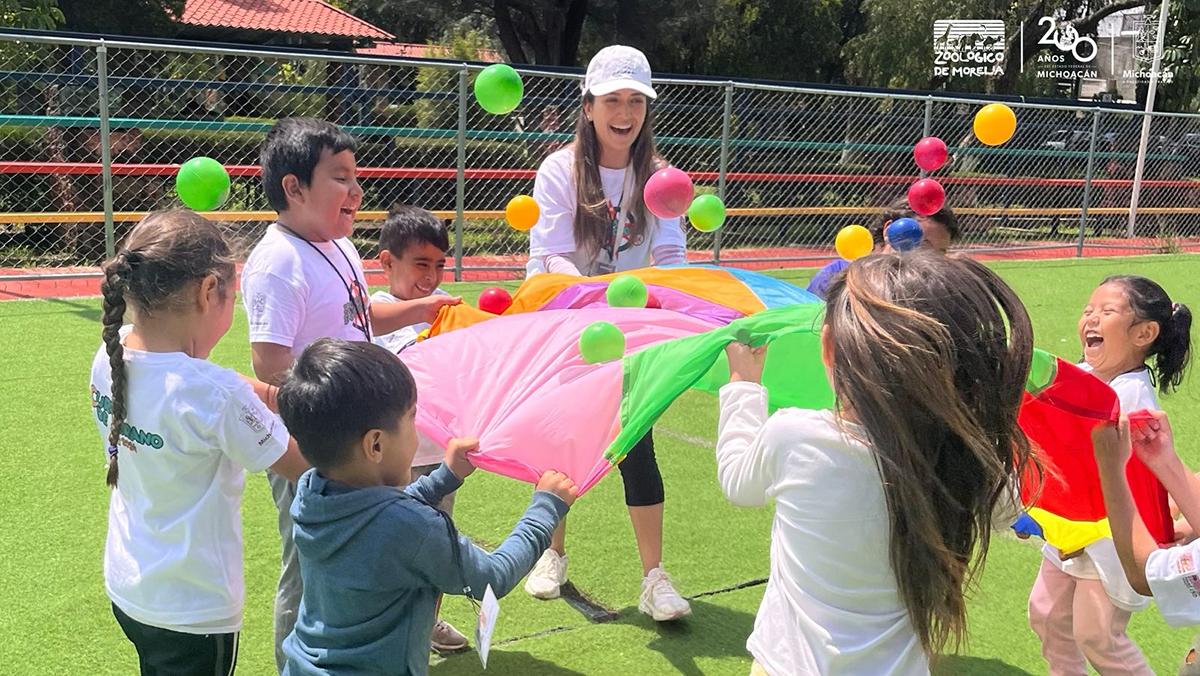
[399,267,1171,549]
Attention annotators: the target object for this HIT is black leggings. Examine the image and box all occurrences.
[617,429,665,507]
[113,603,239,676]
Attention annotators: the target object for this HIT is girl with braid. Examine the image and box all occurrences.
[92,210,307,675]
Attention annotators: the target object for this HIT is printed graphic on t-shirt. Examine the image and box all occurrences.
[91,385,165,452]
[343,278,370,334]
[596,209,645,273]
[239,405,266,434]
[249,292,267,328]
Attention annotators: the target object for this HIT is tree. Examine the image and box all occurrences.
[55,0,184,36]
[490,0,589,65]
[0,0,64,29]
[340,0,457,44]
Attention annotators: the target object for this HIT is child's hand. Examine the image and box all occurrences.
[1091,417,1132,467]
[445,437,478,480]
[416,294,463,323]
[1129,410,1177,469]
[726,342,768,384]
[536,470,579,507]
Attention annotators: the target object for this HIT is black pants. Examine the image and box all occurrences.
[617,430,665,507]
[113,603,239,676]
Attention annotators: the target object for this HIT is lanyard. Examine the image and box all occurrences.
[276,224,372,342]
[594,168,638,276]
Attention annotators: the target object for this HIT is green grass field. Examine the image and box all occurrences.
[3,256,1200,675]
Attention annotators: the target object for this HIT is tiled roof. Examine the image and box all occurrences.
[355,42,503,62]
[180,0,394,40]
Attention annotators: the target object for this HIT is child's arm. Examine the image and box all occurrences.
[370,295,462,335]
[415,471,577,600]
[1131,412,1200,535]
[268,440,308,484]
[240,375,280,413]
[1092,419,1158,594]
[251,342,295,386]
[404,438,477,504]
[716,343,773,507]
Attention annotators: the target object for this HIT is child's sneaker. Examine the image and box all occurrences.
[524,549,568,599]
[430,619,468,653]
[639,566,691,621]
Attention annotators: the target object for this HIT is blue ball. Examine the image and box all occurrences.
[886,217,923,252]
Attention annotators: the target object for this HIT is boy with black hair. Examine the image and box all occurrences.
[241,117,461,671]
[277,339,577,675]
[373,204,452,354]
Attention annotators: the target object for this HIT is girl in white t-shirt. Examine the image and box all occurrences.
[718,251,1035,675]
[93,210,307,675]
[1028,274,1192,676]
[522,45,691,621]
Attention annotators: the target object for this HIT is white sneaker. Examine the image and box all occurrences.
[639,566,692,621]
[525,549,568,599]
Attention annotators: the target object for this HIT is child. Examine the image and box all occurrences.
[718,251,1034,674]
[93,210,307,674]
[371,203,467,652]
[242,117,460,671]
[1028,275,1191,676]
[275,339,577,675]
[1094,411,1200,674]
[372,204,451,354]
[807,198,960,299]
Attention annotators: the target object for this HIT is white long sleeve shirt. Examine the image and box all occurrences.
[716,381,928,676]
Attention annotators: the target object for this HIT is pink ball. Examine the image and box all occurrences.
[913,137,948,172]
[643,167,694,219]
[907,179,946,217]
[478,287,513,315]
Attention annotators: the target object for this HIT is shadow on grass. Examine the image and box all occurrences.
[615,598,758,676]
[431,648,587,675]
[933,655,1035,675]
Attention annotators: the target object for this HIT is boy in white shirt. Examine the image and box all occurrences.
[370,204,468,652]
[241,118,460,672]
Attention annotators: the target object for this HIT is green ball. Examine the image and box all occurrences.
[175,157,230,211]
[579,321,626,364]
[1026,347,1058,394]
[687,194,726,232]
[473,64,524,115]
[606,275,648,308]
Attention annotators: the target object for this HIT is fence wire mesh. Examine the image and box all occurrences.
[0,33,1197,278]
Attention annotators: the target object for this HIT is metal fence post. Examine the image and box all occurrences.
[1078,109,1101,258]
[97,41,115,259]
[454,66,467,282]
[715,82,733,265]
[920,96,933,179]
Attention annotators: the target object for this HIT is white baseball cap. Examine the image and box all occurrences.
[583,45,657,99]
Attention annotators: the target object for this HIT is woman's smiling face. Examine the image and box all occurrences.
[585,89,648,165]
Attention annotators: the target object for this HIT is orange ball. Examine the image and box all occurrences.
[505,195,540,231]
[973,103,1017,146]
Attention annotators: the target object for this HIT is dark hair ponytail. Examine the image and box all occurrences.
[1104,275,1192,394]
[97,210,235,488]
[100,252,134,488]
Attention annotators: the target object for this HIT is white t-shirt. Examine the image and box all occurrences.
[1146,538,1200,626]
[716,382,928,676]
[1041,365,1159,612]
[91,328,289,633]
[526,146,686,277]
[370,290,449,469]
[370,288,449,354]
[241,224,372,356]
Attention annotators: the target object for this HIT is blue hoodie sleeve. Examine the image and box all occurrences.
[403,463,463,505]
[413,491,568,600]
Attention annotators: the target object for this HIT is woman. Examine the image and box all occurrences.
[524,45,690,621]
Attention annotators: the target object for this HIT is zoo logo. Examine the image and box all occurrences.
[1038,17,1097,62]
[91,385,166,450]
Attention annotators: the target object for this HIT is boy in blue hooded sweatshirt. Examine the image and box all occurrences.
[276,338,577,675]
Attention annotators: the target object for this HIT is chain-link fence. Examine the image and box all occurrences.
[1,31,1198,280]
